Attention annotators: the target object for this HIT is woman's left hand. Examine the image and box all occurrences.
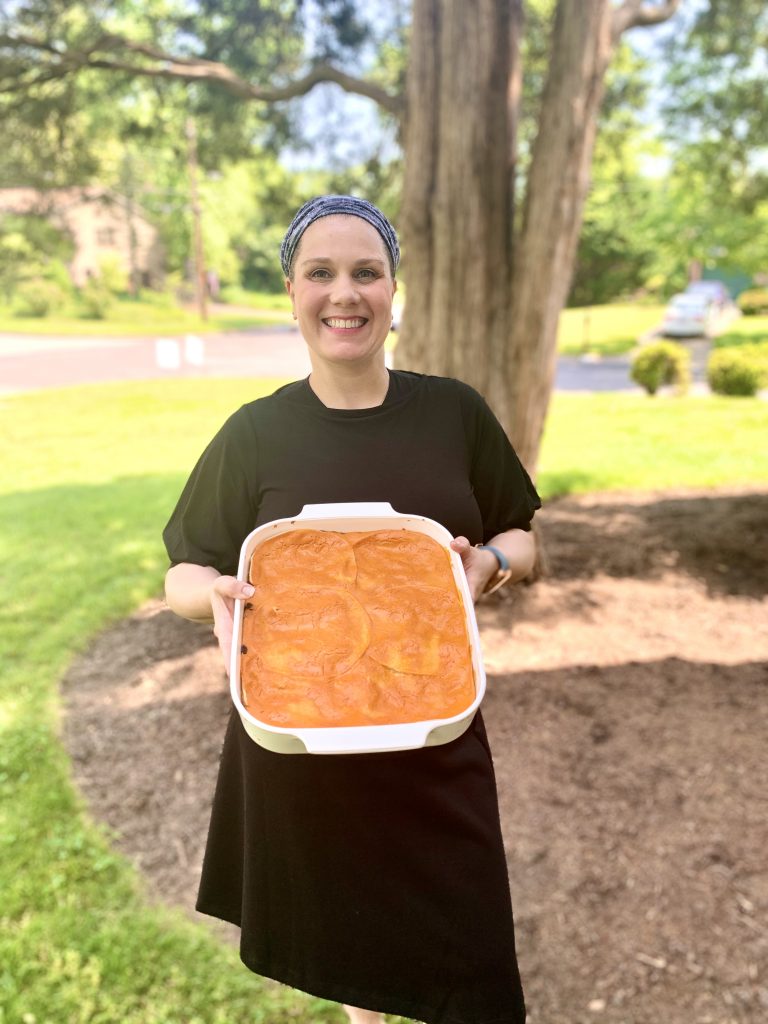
[450,536,498,603]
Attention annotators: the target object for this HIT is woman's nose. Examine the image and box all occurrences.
[329,275,360,305]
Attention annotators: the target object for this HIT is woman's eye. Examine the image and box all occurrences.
[356,269,377,280]
[309,268,332,280]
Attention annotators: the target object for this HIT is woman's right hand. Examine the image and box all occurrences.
[209,576,255,676]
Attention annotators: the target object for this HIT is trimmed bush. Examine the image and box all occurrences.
[708,347,766,396]
[737,288,768,316]
[631,341,691,396]
[13,277,68,317]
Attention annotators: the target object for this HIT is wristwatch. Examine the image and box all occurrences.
[476,544,513,596]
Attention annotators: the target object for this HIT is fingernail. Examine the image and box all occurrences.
[243,584,254,597]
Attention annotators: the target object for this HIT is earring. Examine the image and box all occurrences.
[292,312,297,320]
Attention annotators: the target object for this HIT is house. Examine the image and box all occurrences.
[0,186,164,288]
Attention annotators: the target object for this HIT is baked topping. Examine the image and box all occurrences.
[240,528,475,728]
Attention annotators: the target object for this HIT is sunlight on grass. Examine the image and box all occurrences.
[539,392,768,496]
[557,304,665,355]
[2,378,767,1021]
[0,295,291,336]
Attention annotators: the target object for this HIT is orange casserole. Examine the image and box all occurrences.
[240,529,475,727]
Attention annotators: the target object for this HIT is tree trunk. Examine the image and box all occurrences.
[396,0,617,475]
[396,0,516,394]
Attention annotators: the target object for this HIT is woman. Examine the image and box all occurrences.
[163,195,540,1024]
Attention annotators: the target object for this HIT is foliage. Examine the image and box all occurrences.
[0,214,75,297]
[96,255,130,295]
[707,347,767,396]
[13,277,68,317]
[78,279,114,319]
[631,341,691,396]
[738,288,768,316]
[570,43,657,305]
[660,0,768,213]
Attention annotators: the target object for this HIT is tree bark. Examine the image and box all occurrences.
[502,0,616,472]
[397,0,679,474]
[397,0,515,395]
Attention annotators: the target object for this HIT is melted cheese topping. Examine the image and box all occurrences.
[240,529,475,728]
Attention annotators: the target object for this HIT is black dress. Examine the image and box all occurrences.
[163,371,541,1024]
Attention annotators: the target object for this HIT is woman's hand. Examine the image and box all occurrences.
[209,576,255,676]
[450,537,498,603]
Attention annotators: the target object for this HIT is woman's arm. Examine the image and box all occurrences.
[450,528,535,603]
[165,562,255,674]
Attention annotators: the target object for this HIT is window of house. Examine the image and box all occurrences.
[96,227,116,246]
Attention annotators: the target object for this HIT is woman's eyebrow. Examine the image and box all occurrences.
[301,256,387,267]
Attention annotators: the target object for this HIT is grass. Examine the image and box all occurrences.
[219,286,293,311]
[713,314,768,348]
[539,392,768,495]
[2,379,767,1021]
[0,293,292,336]
[557,304,665,356]
[0,379,346,1024]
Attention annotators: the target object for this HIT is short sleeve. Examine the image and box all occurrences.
[459,384,542,541]
[162,407,258,576]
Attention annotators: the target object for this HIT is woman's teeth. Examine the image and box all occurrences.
[324,318,367,329]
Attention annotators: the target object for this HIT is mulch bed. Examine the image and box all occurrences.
[61,486,768,1024]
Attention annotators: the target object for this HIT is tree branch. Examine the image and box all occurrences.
[612,0,682,40]
[0,32,405,118]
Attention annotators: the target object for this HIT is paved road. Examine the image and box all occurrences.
[0,327,712,396]
[0,327,312,395]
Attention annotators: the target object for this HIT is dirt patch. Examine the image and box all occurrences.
[61,487,768,1024]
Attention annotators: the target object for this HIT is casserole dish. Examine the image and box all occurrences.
[230,502,486,754]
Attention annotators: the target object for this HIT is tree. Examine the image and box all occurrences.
[0,0,681,472]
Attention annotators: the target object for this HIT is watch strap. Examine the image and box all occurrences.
[476,544,513,596]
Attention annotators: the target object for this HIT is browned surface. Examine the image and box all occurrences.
[61,487,768,1024]
[241,529,474,727]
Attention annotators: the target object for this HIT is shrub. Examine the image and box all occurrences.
[96,254,129,295]
[737,288,768,316]
[708,347,767,396]
[13,277,68,317]
[631,341,691,395]
[78,277,114,319]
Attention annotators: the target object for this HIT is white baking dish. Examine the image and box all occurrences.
[230,501,486,754]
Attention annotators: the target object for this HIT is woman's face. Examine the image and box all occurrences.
[285,215,397,371]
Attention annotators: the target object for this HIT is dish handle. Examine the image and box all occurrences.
[296,721,435,754]
[297,502,399,520]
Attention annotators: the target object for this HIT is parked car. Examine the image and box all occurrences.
[661,293,718,338]
[683,280,731,310]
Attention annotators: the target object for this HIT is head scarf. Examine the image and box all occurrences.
[280,194,400,278]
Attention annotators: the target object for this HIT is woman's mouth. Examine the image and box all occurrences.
[322,317,368,330]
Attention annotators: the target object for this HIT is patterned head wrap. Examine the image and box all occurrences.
[280,194,400,278]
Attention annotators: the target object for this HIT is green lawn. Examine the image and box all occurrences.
[0,295,291,336]
[557,304,665,356]
[2,380,767,1021]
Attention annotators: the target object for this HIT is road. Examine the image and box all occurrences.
[0,327,712,396]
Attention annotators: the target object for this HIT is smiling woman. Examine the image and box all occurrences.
[162,194,540,1024]
[285,216,397,398]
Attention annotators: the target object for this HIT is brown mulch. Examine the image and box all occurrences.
[61,487,768,1024]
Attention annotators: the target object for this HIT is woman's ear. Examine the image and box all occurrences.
[285,278,297,320]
